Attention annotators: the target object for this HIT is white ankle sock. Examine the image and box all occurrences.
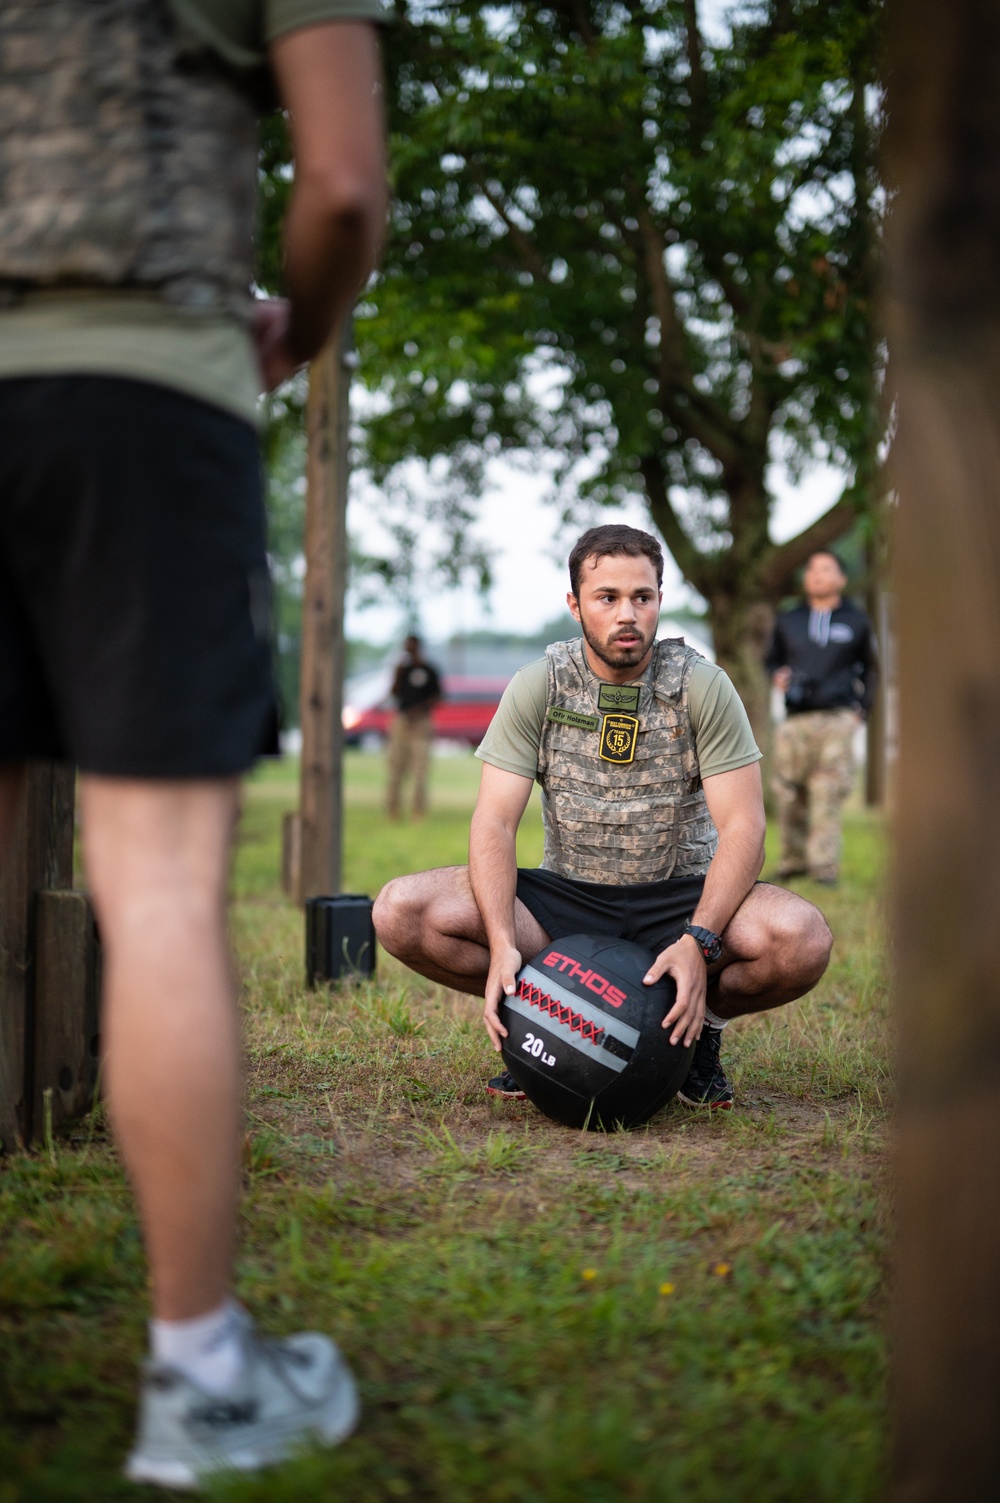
[150,1299,245,1394]
[704,1006,729,1030]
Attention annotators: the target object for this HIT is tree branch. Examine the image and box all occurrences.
[638,210,693,384]
[683,0,707,125]
[637,209,746,468]
[758,491,859,595]
[639,454,708,594]
[468,171,549,283]
[550,0,596,49]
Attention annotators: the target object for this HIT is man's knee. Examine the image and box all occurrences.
[774,900,833,985]
[373,876,428,959]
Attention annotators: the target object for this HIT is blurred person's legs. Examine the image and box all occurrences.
[1,375,358,1484]
[772,715,811,876]
[805,708,856,884]
[386,712,410,818]
[410,711,432,818]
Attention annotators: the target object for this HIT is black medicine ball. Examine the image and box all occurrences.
[499,933,695,1131]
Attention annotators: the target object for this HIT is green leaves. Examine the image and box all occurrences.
[257,1,884,673]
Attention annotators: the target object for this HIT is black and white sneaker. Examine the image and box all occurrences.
[676,1026,734,1110]
[486,1069,526,1100]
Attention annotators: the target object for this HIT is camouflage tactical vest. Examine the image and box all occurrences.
[536,638,718,885]
[0,0,258,318]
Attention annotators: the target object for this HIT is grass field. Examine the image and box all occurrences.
[0,750,890,1501]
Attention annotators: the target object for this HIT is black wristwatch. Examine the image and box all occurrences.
[683,920,724,965]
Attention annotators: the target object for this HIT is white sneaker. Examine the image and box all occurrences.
[125,1309,359,1490]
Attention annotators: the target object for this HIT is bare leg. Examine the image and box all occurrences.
[710,881,832,1020]
[80,776,242,1321]
[0,762,25,852]
[374,865,549,993]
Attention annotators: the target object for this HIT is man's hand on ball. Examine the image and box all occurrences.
[644,934,707,1047]
[483,945,522,1052]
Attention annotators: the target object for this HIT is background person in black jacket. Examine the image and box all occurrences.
[766,549,879,885]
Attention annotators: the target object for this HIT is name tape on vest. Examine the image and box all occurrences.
[547,706,601,732]
[597,683,641,713]
[599,713,639,763]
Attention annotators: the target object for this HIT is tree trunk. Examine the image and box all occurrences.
[887,1,1000,1495]
[705,591,776,761]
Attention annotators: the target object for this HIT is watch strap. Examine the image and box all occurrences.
[683,920,724,963]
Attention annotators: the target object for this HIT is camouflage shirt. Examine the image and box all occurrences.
[0,0,384,421]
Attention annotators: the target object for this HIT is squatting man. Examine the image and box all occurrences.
[376,525,833,1110]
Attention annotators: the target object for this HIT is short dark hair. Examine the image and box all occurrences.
[568,525,664,597]
[805,548,848,577]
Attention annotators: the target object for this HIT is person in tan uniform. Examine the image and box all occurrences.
[386,633,442,819]
[374,525,833,1112]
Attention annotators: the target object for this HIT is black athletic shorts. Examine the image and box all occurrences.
[515,867,707,956]
[0,376,277,776]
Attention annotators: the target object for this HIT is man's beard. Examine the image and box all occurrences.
[580,615,651,671]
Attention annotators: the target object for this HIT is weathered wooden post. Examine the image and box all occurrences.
[286,318,353,905]
[0,763,96,1149]
[888,0,1000,1494]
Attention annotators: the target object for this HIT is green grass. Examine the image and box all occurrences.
[0,750,890,1500]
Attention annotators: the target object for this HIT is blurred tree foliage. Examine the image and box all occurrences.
[259,0,884,732]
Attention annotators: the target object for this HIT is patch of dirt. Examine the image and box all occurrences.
[244,1046,888,1211]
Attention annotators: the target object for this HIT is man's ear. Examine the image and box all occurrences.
[567,591,581,623]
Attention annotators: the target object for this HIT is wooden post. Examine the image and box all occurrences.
[295,318,353,903]
[887,1,1000,1494]
[33,890,101,1137]
[0,764,75,1149]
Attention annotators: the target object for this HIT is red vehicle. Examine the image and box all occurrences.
[342,673,510,747]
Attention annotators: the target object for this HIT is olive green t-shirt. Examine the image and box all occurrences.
[476,652,761,783]
[0,0,384,426]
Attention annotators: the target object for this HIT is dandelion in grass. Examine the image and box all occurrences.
[713,1262,731,1277]
[658,1282,675,1296]
[581,1267,598,1281]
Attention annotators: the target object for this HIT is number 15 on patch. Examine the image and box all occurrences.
[599,713,639,763]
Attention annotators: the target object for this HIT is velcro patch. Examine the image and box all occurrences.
[597,683,640,713]
[547,706,600,732]
[599,713,639,763]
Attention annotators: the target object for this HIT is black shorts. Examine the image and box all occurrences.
[515,867,707,956]
[0,376,277,776]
